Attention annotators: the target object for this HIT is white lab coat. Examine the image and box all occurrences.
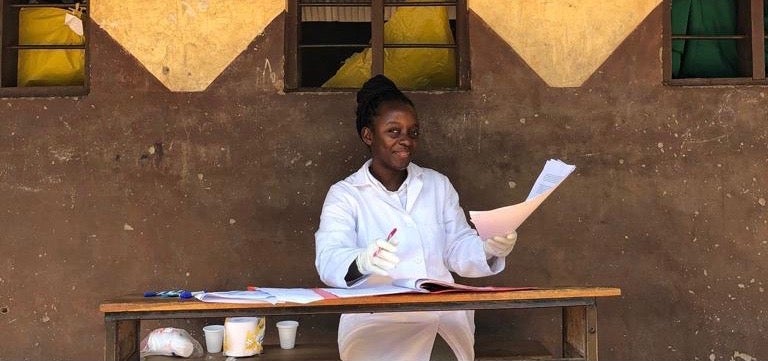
[315,160,506,361]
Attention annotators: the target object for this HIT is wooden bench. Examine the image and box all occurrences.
[100,287,621,361]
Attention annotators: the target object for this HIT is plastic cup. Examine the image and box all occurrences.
[203,325,225,353]
[275,320,299,349]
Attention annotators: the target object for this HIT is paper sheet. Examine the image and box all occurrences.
[469,159,575,240]
[320,285,415,298]
[194,290,280,304]
[256,288,325,304]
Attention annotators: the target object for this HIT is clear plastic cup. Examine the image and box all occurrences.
[275,320,299,349]
[202,325,225,353]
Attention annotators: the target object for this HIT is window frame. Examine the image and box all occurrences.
[663,0,766,86]
[285,0,470,92]
[0,1,90,98]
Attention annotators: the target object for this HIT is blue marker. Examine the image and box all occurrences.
[144,290,203,299]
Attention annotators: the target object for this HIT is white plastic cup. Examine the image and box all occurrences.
[275,320,299,349]
[202,325,225,353]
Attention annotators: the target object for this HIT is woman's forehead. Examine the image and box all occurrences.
[375,102,417,123]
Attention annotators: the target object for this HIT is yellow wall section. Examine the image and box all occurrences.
[91,0,284,92]
[91,1,660,91]
[470,0,661,87]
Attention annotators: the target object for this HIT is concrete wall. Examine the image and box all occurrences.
[1,3,767,361]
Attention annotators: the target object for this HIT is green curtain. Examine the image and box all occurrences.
[671,0,739,78]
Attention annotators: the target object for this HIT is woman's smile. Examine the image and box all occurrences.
[394,149,411,159]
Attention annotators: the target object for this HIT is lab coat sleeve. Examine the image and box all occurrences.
[441,178,506,277]
[315,184,364,288]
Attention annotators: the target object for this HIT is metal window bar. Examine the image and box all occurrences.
[750,0,765,78]
[10,44,85,49]
[670,35,747,39]
[371,0,383,74]
[298,44,371,48]
[383,44,457,48]
[9,3,88,9]
[299,44,456,48]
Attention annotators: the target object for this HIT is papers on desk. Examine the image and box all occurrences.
[469,159,576,240]
[318,284,414,298]
[194,290,280,304]
[194,288,326,304]
[194,279,532,304]
[256,287,325,304]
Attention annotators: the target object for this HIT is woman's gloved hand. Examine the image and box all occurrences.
[356,238,400,276]
[483,231,517,259]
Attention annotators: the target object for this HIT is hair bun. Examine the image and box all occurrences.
[357,74,399,106]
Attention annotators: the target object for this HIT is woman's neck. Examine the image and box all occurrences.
[369,164,407,192]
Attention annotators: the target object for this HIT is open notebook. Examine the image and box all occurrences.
[396,278,531,293]
[317,279,534,299]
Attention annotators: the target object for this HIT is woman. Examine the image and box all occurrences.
[315,74,517,361]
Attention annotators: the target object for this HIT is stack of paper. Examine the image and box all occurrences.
[256,288,325,304]
[318,285,414,298]
[469,159,576,240]
[194,290,280,304]
[194,288,327,304]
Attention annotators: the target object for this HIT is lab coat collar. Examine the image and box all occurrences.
[346,159,424,187]
[346,159,424,213]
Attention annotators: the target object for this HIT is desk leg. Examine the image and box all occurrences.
[562,304,598,361]
[105,319,140,361]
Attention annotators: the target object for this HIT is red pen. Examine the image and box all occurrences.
[385,228,397,243]
[373,228,397,257]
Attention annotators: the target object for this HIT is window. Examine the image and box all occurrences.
[285,0,469,91]
[1,0,88,97]
[664,0,767,85]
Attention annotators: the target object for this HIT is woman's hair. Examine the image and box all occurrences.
[355,74,414,138]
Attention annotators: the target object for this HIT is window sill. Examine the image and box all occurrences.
[665,78,768,87]
[0,85,88,99]
[285,86,470,94]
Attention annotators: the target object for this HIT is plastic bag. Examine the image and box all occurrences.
[322,0,456,90]
[223,317,266,357]
[18,7,85,87]
[139,327,204,359]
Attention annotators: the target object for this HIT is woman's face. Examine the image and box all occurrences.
[362,101,419,173]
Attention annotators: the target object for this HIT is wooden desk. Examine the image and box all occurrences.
[101,287,620,361]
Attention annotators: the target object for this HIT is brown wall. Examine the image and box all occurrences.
[1,6,767,361]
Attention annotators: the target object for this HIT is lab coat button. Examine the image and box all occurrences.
[415,258,423,264]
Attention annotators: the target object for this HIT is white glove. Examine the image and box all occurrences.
[483,231,517,259]
[356,238,400,276]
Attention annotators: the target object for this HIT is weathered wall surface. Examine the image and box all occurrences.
[470,0,662,87]
[1,4,767,361]
[91,0,284,91]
